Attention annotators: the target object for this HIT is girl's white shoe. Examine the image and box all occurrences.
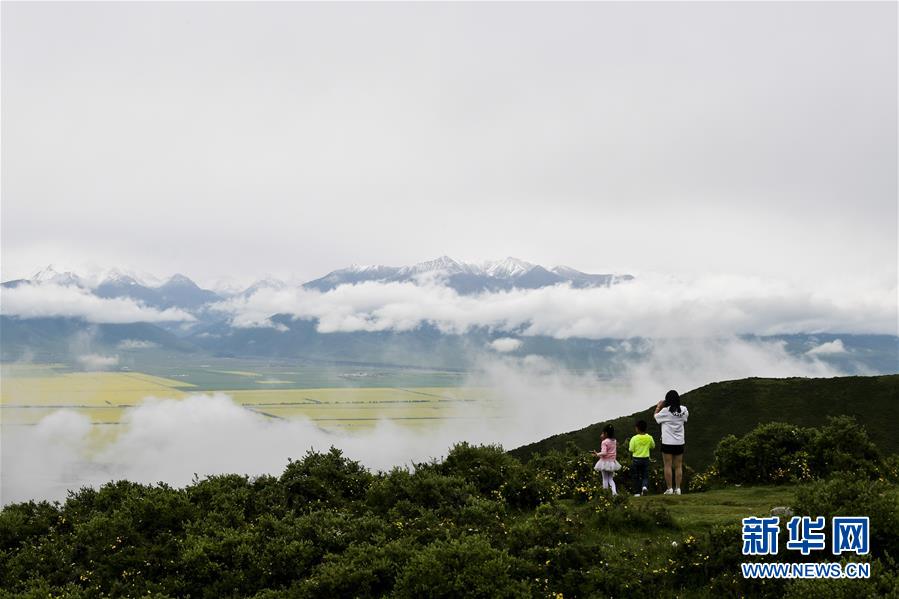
[675,488,682,495]
[663,488,674,495]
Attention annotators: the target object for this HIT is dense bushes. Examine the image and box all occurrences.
[794,475,899,559]
[0,444,675,598]
[710,416,888,486]
[280,447,373,510]
[393,535,532,598]
[1,438,895,598]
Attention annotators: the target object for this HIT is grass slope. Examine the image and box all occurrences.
[510,375,899,470]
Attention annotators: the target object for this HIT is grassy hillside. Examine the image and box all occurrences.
[510,375,899,470]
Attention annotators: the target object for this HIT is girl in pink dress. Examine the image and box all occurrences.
[592,424,621,495]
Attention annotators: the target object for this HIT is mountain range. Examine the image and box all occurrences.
[2,257,632,313]
[303,257,632,294]
[4,261,895,375]
[0,258,635,365]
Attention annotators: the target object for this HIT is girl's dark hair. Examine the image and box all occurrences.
[602,424,615,439]
[665,389,682,415]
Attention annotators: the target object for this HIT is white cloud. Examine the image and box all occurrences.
[489,338,522,353]
[212,274,897,339]
[0,283,194,323]
[806,339,847,355]
[77,353,119,370]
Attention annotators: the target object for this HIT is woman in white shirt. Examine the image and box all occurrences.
[654,389,689,495]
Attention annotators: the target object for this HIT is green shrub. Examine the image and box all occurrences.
[713,423,815,485]
[883,454,899,484]
[794,475,899,559]
[284,539,416,599]
[453,495,508,538]
[667,524,787,598]
[782,556,899,599]
[506,503,579,554]
[280,448,372,512]
[439,442,520,496]
[709,417,886,486]
[393,535,532,598]
[498,463,555,509]
[0,500,59,553]
[525,444,596,500]
[366,468,476,515]
[187,474,288,526]
[808,416,885,480]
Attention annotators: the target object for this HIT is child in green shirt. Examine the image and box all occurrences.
[629,420,655,496]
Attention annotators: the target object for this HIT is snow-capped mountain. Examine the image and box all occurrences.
[2,258,632,316]
[303,256,632,294]
[395,256,479,277]
[31,265,86,287]
[2,266,224,313]
[1,265,87,289]
[482,257,535,278]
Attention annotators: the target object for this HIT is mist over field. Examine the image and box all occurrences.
[1,334,849,505]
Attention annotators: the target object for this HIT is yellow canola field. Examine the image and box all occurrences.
[0,371,498,429]
[0,372,191,425]
[0,372,191,405]
[232,387,501,429]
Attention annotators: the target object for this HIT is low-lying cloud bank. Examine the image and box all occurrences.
[213,274,897,338]
[1,336,846,504]
[1,283,194,323]
[806,339,847,355]
[76,353,119,370]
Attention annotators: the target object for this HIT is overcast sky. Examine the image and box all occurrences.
[2,2,896,288]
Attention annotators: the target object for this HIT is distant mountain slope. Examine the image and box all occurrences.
[2,267,224,315]
[1,265,86,289]
[303,256,632,294]
[509,375,899,470]
[0,316,196,361]
[188,316,484,369]
[95,273,222,310]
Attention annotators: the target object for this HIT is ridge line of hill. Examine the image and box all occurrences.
[509,374,899,470]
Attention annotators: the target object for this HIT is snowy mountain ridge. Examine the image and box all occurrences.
[4,257,633,309]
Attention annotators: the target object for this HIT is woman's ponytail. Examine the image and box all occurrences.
[665,389,681,415]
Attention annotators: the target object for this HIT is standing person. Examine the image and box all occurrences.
[654,389,689,495]
[629,419,655,496]
[592,424,621,496]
